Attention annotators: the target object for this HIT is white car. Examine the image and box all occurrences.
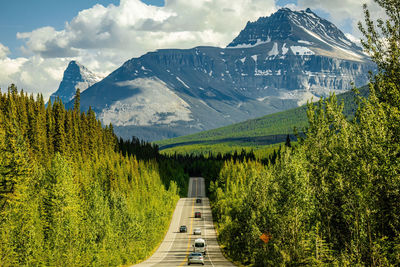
[193,228,201,235]
[188,252,204,265]
[193,238,207,255]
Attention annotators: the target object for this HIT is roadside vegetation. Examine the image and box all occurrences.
[208,1,400,265]
[0,87,186,266]
[1,1,398,266]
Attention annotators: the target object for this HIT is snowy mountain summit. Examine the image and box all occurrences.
[65,8,375,141]
[228,8,365,61]
[50,61,102,104]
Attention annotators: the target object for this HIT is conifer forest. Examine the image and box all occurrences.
[0,0,399,266]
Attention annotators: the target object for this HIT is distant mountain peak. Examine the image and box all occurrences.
[65,9,374,142]
[227,8,361,56]
[50,61,102,104]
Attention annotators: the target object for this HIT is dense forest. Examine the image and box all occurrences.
[0,86,188,265]
[208,1,400,266]
[1,0,399,266]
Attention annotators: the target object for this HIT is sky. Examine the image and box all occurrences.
[0,0,383,100]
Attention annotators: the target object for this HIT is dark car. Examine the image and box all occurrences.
[196,198,202,204]
[195,211,201,218]
[180,225,187,233]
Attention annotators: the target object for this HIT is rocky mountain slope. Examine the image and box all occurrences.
[50,61,102,104]
[66,8,375,141]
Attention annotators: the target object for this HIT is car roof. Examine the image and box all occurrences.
[194,238,205,242]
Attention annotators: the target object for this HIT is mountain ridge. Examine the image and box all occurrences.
[50,61,102,104]
[65,8,375,141]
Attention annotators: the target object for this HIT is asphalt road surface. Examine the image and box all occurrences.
[133,177,235,266]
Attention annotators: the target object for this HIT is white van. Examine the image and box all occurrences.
[193,238,207,255]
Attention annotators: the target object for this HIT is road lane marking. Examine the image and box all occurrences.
[178,178,197,266]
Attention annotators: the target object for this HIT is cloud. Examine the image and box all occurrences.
[297,0,385,38]
[0,55,68,100]
[3,0,277,98]
[17,0,277,59]
[5,0,384,99]
[0,43,11,59]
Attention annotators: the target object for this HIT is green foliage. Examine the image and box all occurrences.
[209,1,400,266]
[155,86,368,152]
[0,86,182,266]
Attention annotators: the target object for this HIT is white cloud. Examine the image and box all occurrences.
[0,43,11,59]
[4,0,383,99]
[297,0,385,38]
[2,0,276,98]
[17,0,277,58]
[0,55,68,100]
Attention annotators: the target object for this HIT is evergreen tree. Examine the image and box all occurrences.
[73,88,80,113]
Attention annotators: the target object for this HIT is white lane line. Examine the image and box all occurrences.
[200,178,215,267]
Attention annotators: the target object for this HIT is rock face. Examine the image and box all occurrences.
[68,8,375,141]
[50,61,102,104]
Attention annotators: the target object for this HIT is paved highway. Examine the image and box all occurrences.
[133,177,235,266]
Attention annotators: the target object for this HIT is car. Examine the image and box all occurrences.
[194,211,201,218]
[196,198,202,203]
[193,238,207,255]
[193,228,201,235]
[188,252,204,265]
[180,225,187,233]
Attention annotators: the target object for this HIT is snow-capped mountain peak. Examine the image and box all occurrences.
[227,8,364,61]
[65,8,374,141]
[50,61,102,104]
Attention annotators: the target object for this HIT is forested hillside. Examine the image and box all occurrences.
[156,86,368,154]
[0,86,186,266]
[208,1,400,266]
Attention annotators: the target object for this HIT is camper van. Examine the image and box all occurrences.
[193,238,207,255]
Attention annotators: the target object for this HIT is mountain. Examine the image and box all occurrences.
[50,61,102,104]
[155,86,369,151]
[68,8,375,141]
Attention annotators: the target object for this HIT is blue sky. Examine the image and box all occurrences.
[0,0,163,56]
[0,0,377,98]
[0,0,344,58]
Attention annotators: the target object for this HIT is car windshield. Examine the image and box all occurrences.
[195,242,205,247]
[190,253,202,256]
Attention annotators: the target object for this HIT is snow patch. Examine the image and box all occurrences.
[282,43,289,55]
[251,55,258,62]
[268,43,279,56]
[228,37,271,49]
[298,40,312,45]
[290,46,315,55]
[176,76,190,88]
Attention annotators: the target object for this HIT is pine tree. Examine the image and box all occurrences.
[73,88,80,113]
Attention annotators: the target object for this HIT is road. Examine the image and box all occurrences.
[133,177,235,266]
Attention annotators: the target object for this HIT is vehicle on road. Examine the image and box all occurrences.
[196,198,202,203]
[195,211,201,218]
[188,252,204,265]
[193,238,207,255]
[180,225,187,233]
[193,228,201,235]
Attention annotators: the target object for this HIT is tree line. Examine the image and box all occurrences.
[0,86,186,265]
[208,1,400,266]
